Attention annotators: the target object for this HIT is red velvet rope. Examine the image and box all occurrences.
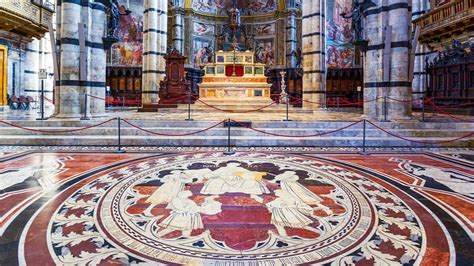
[121,119,225,136]
[0,118,116,133]
[427,101,474,108]
[367,120,474,144]
[231,119,363,138]
[425,100,474,123]
[89,94,188,105]
[387,97,424,103]
[196,99,277,113]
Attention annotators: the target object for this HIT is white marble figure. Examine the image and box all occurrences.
[274,171,333,215]
[156,191,221,238]
[266,189,320,237]
[402,162,474,198]
[144,169,212,216]
[200,163,269,202]
[274,171,322,204]
[0,167,37,192]
[0,157,69,192]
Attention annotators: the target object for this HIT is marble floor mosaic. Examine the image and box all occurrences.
[0,150,472,265]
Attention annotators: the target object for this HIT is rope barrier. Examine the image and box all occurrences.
[366,120,474,144]
[387,97,424,103]
[231,119,363,138]
[196,99,278,113]
[288,96,323,105]
[427,101,474,108]
[0,118,116,133]
[121,119,225,136]
[425,100,474,123]
[89,94,189,106]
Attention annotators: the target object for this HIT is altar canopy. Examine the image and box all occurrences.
[199,51,271,99]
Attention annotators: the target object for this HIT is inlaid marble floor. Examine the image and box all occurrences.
[0,149,472,265]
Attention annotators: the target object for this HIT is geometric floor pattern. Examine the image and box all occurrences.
[0,150,472,265]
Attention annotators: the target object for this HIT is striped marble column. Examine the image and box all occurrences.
[363,0,413,120]
[302,0,325,109]
[286,9,298,69]
[56,1,107,118]
[142,0,167,104]
[39,36,54,108]
[88,3,107,117]
[23,39,40,98]
[412,0,431,97]
[172,6,185,53]
[54,2,61,115]
[56,0,83,118]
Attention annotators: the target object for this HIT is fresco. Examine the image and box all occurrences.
[110,0,144,66]
[255,38,275,67]
[192,0,277,15]
[326,0,355,68]
[192,37,214,67]
[193,22,215,36]
[255,24,275,35]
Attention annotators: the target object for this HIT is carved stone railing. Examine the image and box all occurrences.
[0,0,54,37]
[414,0,474,36]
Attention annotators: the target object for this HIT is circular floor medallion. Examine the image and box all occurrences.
[48,152,423,265]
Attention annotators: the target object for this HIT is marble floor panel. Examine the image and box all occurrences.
[0,150,472,265]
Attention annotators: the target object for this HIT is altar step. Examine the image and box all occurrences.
[0,119,472,148]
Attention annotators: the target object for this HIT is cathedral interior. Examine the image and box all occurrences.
[0,0,473,265]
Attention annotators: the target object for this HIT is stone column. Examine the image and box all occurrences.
[56,1,107,118]
[54,3,61,115]
[88,3,107,117]
[142,0,167,104]
[363,0,413,120]
[286,9,298,68]
[56,0,82,118]
[39,36,55,108]
[23,39,40,98]
[412,0,431,96]
[302,0,325,109]
[172,6,185,53]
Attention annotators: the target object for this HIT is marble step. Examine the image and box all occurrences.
[0,127,472,138]
[0,135,470,148]
[2,119,473,130]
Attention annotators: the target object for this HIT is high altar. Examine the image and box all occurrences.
[199,51,271,99]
